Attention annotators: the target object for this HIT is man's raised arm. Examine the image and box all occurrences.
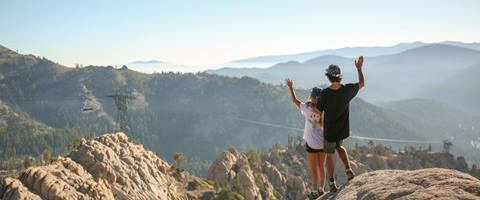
[355,56,365,89]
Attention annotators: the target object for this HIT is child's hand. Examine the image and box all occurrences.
[285,78,294,88]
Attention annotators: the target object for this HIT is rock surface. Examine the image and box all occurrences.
[0,132,214,200]
[208,148,263,199]
[208,146,369,200]
[0,178,42,200]
[262,161,286,193]
[319,168,480,200]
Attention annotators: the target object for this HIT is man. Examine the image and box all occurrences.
[317,56,365,192]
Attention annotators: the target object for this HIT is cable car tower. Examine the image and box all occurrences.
[107,90,135,133]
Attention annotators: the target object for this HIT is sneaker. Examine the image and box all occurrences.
[307,191,320,199]
[317,188,325,196]
[329,182,338,193]
[346,168,355,181]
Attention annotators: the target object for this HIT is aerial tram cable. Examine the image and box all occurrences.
[0,95,443,144]
[231,116,443,144]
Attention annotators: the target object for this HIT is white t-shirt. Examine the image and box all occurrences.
[300,103,324,150]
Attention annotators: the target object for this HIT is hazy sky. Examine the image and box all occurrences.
[1,0,479,67]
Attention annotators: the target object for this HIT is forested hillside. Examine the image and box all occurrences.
[422,64,480,113]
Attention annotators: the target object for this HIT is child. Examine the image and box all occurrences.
[286,78,326,199]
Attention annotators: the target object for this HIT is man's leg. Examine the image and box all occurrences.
[336,145,351,169]
[324,141,338,192]
[336,141,355,180]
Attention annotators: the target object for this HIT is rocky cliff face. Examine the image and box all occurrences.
[319,168,480,200]
[0,133,215,200]
[208,147,368,200]
[208,149,265,199]
[208,147,480,200]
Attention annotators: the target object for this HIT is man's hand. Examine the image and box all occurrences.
[285,78,294,88]
[355,56,365,88]
[355,56,364,70]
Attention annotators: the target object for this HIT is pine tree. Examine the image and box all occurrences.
[173,152,188,169]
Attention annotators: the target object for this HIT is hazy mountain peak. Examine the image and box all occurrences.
[442,41,480,50]
[130,60,167,64]
[304,54,352,64]
[400,43,480,56]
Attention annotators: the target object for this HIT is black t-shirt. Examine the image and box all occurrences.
[317,83,360,142]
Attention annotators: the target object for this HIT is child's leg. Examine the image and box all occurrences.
[325,152,335,180]
[318,152,327,191]
[306,152,319,190]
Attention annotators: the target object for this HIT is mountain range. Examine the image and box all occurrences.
[130,60,167,64]
[209,43,480,112]
[221,41,480,68]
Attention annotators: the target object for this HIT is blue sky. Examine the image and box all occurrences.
[0,0,479,66]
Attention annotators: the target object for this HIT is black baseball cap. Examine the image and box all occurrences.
[310,87,322,97]
[326,64,342,77]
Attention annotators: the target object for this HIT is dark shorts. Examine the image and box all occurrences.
[324,140,343,154]
[305,143,324,153]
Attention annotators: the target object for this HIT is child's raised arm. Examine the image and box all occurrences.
[285,78,301,108]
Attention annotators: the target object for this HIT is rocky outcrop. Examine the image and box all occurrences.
[263,162,286,193]
[208,146,369,200]
[0,132,214,200]
[4,157,114,199]
[285,174,307,200]
[70,132,181,199]
[320,168,480,200]
[0,178,42,200]
[208,148,263,200]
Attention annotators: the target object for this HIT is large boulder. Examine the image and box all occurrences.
[285,174,307,200]
[0,132,207,200]
[208,148,263,200]
[320,168,480,200]
[17,157,114,199]
[69,133,178,200]
[0,178,42,200]
[207,148,240,186]
[263,161,286,193]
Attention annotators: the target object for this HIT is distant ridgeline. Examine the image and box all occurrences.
[209,43,480,111]
[0,43,479,173]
